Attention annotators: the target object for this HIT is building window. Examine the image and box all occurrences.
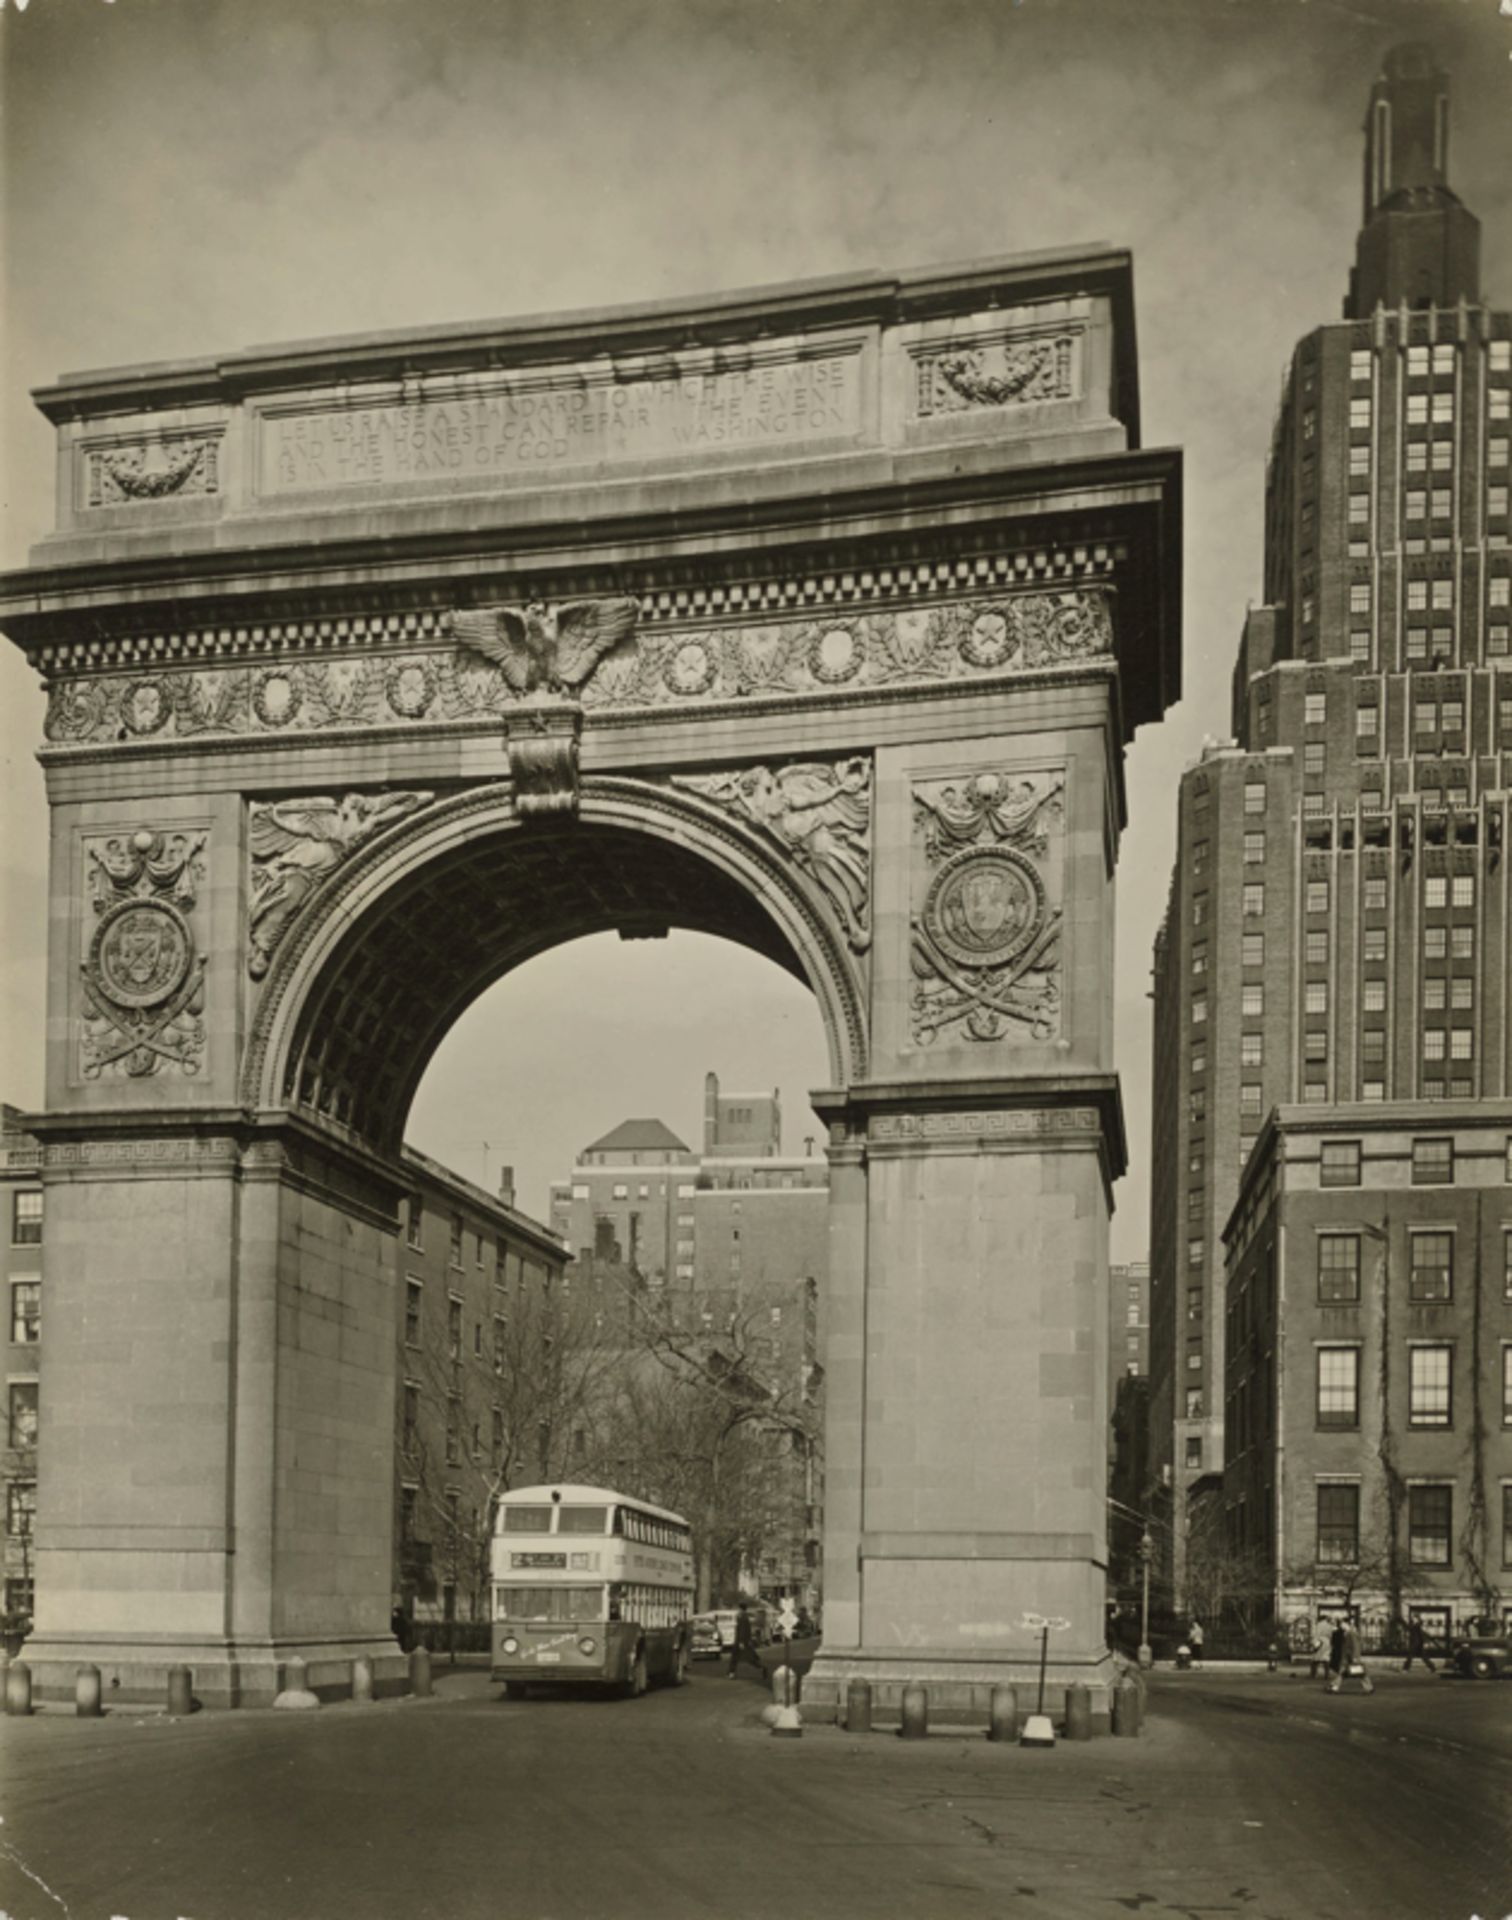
[1409,1347,1452,1428]
[1424,927,1447,961]
[1304,692,1327,726]
[1191,941,1208,976]
[446,1400,461,1466]
[11,1192,42,1246]
[1320,1141,1361,1188]
[1316,1482,1360,1564]
[1502,1345,1512,1426]
[1305,931,1328,966]
[1362,928,1386,962]
[1408,1485,1452,1566]
[447,1295,463,1361]
[1192,995,1207,1026]
[1409,1232,1453,1302]
[1451,926,1473,961]
[405,1281,422,1346]
[1306,879,1329,914]
[1424,1029,1447,1062]
[1304,982,1329,1015]
[1240,1084,1263,1118]
[1451,978,1473,1012]
[1362,1029,1385,1064]
[1193,895,1208,927]
[1187,1238,1203,1269]
[1185,1388,1203,1419]
[1305,1029,1328,1063]
[1355,705,1379,742]
[448,1213,463,1266]
[1451,873,1474,909]
[1411,1138,1453,1186]
[1241,984,1264,1017]
[1242,883,1264,917]
[1348,398,1371,431]
[1316,1347,1360,1428]
[1348,492,1370,525]
[1349,584,1371,615]
[1503,1485,1512,1569]
[1240,1032,1263,1067]
[1242,933,1264,967]
[1243,832,1266,865]
[5,1481,35,1539]
[1361,979,1386,1014]
[1317,1234,1360,1303]
[9,1282,39,1345]
[7,1382,38,1450]
[1363,876,1386,911]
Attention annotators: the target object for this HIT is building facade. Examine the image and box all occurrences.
[1224,1106,1512,1645]
[1148,43,1510,1610]
[2,1108,43,1630]
[395,1146,569,1627]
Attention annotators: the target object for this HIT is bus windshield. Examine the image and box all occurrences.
[496,1585,603,1621]
[557,1506,607,1534]
[501,1506,554,1534]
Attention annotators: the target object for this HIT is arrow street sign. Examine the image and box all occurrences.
[1020,1613,1071,1632]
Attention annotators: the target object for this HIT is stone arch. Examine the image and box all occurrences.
[244,775,867,1154]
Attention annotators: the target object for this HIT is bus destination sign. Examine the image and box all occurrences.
[512,1552,567,1569]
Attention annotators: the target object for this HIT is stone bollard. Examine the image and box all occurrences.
[352,1655,375,1704]
[770,1664,799,1708]
[899,1683,928,1740]
[409,1645,433,1699]
[166,1665,194,1716]
[5,1661,32,1717]
[76,1665,103,1718]
[1064,1683,1092,1740]
[987,1684,1019,1743]
[1111,1675,1142,1737]
[273,1657,320,1711]
[845,1676,872,1734]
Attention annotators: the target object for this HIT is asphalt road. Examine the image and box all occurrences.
[1,1659,1507,1920]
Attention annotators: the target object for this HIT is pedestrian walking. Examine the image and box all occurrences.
[1188,1620,1205,1668]
[1326,1620,1345,1689]
[1328,1619,1373,1694]
[1401,1617,1436,1673]
[726,1599,761,1679]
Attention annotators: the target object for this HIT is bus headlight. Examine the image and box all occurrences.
[502,1636,519,1655]
[578,1636,597,1655]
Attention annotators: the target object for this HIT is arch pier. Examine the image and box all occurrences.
[1,254,1179,1710]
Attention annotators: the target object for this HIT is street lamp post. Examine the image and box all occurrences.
[1138,1531,1153,1670]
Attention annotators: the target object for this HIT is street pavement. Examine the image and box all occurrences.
[1,1656,1507,1920]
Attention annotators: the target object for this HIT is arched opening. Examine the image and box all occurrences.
[248,779,865,1156]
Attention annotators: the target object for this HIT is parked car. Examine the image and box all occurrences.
[689,1614,724,1660]
[1450,1627,1509,1680]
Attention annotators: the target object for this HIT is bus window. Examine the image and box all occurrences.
[496,1585,604,1621]
[501,1506,554,1534]
[557,1505,607,1534]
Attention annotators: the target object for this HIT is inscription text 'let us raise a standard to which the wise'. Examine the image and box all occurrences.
[262,352,862,493]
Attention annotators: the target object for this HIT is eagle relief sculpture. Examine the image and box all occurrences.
[452,596,640,699]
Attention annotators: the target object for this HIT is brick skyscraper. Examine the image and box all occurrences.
[1148,43,1509,1617]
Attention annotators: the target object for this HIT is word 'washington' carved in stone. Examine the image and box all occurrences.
[1,255,1180,1722]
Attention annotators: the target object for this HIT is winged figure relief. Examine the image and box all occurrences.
[452,597,640,698]
[247,791,431,977]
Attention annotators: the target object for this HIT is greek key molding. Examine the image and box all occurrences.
[43,1135,241,1169]
[248,791,435,979]
[910,769,1066,1049]
[869,1107,1100,1141]
[43,587,1114,746]
[79,828,208,1080]
[672,757,871,953]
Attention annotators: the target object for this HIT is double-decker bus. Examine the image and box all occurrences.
[490,1483,695,1697]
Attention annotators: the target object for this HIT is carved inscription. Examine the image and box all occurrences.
[80,828,208,1078]
[910,770,1065,1048]
[262,349,861,493]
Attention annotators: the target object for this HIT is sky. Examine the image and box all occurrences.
[1,0,1508,1250]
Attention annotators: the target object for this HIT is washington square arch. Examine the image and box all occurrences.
[0,251,1180,1718]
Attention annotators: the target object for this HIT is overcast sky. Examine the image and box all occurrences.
[1,0,1507,1248]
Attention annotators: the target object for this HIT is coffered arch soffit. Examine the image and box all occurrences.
[245,778,866,1155]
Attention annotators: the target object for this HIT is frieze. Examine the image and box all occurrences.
[80,828,208,1079]
[870,1107,1099,1141]
[43,589,1114,747]
[914,332,1078,418]
[44,1135,241,1169]
[673,757,872,953]
[910,769,1065,1049]
[248,792,434,978]
[85,433,221,507]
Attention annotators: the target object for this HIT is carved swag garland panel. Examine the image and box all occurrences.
[41,586,1115,746]
[910,768,1065,1048]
